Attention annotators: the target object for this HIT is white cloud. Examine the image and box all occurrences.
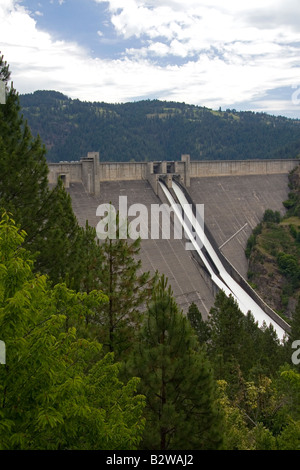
[0,0,300,117]
[95,0,300,57]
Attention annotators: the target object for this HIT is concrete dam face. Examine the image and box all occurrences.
[49,154,297,336]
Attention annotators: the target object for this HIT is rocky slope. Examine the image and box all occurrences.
[246,165,300,321]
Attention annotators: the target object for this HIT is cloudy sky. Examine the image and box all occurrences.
[1,0,300,117]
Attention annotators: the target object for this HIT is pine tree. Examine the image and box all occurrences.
[30,178,82,284]
[258,322,285,376]
[94,216,156,359]
[69,221,104,294]
[207,290,286,385]
[0,55,49,241]
[0,53,88,286]
[187,301,210,344]
[125,275,223,450]
[0,54,10,83]
[207,290,246,382]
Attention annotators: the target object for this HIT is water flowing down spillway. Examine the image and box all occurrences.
[159,180,287,341]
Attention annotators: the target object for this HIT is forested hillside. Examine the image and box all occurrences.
[19,90,300,163]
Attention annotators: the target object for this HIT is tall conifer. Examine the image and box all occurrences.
[0,54,49,240]
[125,275,223,450]
[0,53,85,286]
[94,216,155,358]
[187,301,210,344]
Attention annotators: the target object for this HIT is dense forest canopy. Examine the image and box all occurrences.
[20,90,300,163]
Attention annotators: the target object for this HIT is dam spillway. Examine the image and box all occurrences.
[57,155,297,338]
[160,178,289,341]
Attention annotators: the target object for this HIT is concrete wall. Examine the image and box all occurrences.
[48,152,100,195]
[99,162,147,181]
[190,159,298,177]
[48,161,82,187]
[48,152,299,195]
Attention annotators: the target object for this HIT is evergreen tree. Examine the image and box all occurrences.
[125,275,223,450]
[0,55,49,241]
[187,301,210,344]
[0,54,10,83]
[0,53,88,286]
[207,290,247,383]
[240,311,263,378]
[69,221,104,294]
[31,178,82,284]
[258,323,285,376]
[207,290,287,384]
[94,217,156,359]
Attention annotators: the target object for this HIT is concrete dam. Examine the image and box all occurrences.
[48,153,298,339]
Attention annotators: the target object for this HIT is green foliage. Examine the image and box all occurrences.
[202,289,300,449]
[271,367,300,449]
[0,82,49,240]
[216,380,252,450]
[89,218,156,359]
[207,290,286,385]
[31,178,83,284]
[277,367,300,420]
[187,302,210,344]
[216,379,277,450]
[0,54,93,288]
[71,222,104,294]
[125,276,223,450]
[245,234,256,259]
[207,291,247,380]
[276,419,300,450]
[0,54,11,83]
[283,167,300,217]
[263,209,281,224]
[215,358,300,449]
[0,213,145,450]
[245,223,262,258]
[277,252,300,288]
[19,90,300,163]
